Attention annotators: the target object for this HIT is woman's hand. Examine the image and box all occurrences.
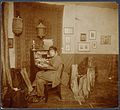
[38,63,49,68]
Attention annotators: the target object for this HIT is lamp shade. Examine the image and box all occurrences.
[36,22,46,39]
[12,16,23,36]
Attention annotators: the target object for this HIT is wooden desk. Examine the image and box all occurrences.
[30,49,49,83]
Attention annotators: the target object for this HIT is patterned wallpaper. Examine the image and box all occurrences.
[14,2,64,71]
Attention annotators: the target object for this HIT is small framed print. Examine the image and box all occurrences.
[65,44,71,52]
[89,30,96,40]
[101,35,111,45]
[80,33,86,41]
[65,36,71,43]
[92,41,97,49]
[78,42,90,52]
[8,38,13,48]
[64,27,74,35]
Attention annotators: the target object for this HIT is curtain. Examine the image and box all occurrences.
[1,2,13,89]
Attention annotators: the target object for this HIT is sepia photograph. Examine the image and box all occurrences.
[1,1,119,109]
[89,30,96,40]
[8,38,13,48]
[101,35,111,45]
[65,36,71,43]
[64,27,74,35]
[78,42,90,52]
[92,41,97,49]
[80,33,87,41]
[65,44,71,52]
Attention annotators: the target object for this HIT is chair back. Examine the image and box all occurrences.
[60,64,64,79]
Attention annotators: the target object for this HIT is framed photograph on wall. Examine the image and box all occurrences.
[64,27,74,35]
[65,36,71,43]
[8,38,13,48]
[89,30,96,40]
[101,35,111,45]
[80,33,87,41]
[78,42,90,52]
[65,44,71,52]
[92,41,97,49]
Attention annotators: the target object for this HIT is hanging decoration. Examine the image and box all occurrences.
[36,20,46,39]
[12,16,23,36]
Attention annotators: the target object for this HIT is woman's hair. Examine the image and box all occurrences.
[49,46,57,52]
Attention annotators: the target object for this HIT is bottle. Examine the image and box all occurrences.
[32,40,35,50]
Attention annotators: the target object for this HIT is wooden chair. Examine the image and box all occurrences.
[44,64,64,103]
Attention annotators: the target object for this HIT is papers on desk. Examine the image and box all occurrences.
[35,58,49,68]
[34,51,48,59]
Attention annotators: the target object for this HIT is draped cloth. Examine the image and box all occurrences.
[71,64,83,105]
[1,2,13,88]
[71,64,95,105]
[21,68,33,92]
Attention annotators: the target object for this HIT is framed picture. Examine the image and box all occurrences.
[65,36,71,43]
[65,44,71,52]
[92,41,97,49]
[78,42,90,52]
[8,38,13,48]
[101,35,111,45]
[80,33,87,41]
[64,27,74,35]
[43,39,53,50]
[89,30,96,40]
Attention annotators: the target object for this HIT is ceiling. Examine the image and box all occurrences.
[39,2,118,9]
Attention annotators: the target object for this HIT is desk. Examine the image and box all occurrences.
[30,49,49,83]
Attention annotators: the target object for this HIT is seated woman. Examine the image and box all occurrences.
[32,46,63,101]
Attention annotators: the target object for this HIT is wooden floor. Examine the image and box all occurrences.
[28,86,88,108]
[28,78,118,108]
[86,80,118,108]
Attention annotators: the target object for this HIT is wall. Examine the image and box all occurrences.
[61,5,118,83]
[62,5,118,54]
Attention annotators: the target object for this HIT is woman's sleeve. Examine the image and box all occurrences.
[47,56,62,70]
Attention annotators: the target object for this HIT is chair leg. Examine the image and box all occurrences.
[57,85,62,100]
[44,85,48,103]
